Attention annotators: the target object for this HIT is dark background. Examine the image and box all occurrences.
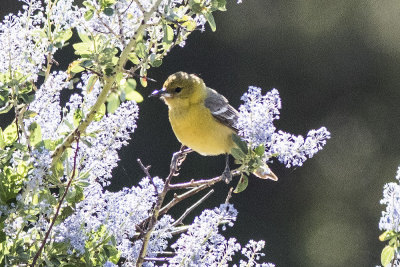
[3,1,400,266]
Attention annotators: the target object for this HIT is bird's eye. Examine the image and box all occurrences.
[175,87,182,93]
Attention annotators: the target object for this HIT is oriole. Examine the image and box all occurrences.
[150,71,277,181]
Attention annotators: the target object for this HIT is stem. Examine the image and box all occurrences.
[31,135,80,267]
[51,0,162,166]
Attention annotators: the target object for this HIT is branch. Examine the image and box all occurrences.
[168,170,240,189]
[51,0,161,166]
[31,134,80,267]
[159,184,211,217]
[172,189,214,227]
[137,158,158,195]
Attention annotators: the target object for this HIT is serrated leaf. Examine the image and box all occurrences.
[234,174,248,193]
[381,245,395,267]
[232,134,248,154]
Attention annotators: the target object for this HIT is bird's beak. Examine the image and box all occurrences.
[149,88,171,98]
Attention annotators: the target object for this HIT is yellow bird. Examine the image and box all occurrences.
[150,71,277,181]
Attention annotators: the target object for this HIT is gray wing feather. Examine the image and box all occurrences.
[204,88,239,132]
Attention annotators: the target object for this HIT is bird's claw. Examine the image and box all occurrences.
[222,166,232,184]
[170,151,187,172]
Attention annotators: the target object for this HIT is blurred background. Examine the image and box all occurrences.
[3,0,400,266]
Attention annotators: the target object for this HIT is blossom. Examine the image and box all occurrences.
[379,167,400,232]
[237,86,330,168]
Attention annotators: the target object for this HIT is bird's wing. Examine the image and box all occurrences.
[204,88,239,132]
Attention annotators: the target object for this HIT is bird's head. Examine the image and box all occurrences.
[150,72,206,107]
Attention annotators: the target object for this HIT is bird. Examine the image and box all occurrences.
[150,71,277,182]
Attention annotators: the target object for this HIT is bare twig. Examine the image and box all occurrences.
[144,257,169,262]
[31,134,81,267]
[172,189,214,227]
[225,187,234,204]
[169,170,240,189]
[137,158,158,195]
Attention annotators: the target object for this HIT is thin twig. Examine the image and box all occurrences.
[137,158,158,195]
[225,187,234,204]
[169,170,240,189]
[31,134,81,267]
[159,184,209,217]
[144,257,169,262]
[172,189,214,227]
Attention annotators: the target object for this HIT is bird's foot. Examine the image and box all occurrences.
[170,146,192,172]
[221,166,232,184]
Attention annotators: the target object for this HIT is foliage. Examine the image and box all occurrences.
[0,0,329,266]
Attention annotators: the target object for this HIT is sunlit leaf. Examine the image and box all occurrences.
[234,174,248,193]
[381,245,395,267]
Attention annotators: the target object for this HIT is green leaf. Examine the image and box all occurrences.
[73,108,83,127]
[204,12,216,31]
[125,78,137,91]
[107,92,120,113]
[103,7,114,16]
[3,122,17,146]
[380,231,398,242]
[0,128,4,149]
[28,122,42,147]
[125,90,143,102]
[135,42,147,58]
[231,147,245,160]
[254,144,265,157]
[234,174,248,193]
[381,245,395,267]
[128,53,141,65]
[163,24,174,44]
[94,103,106,121]
[232,134,248,154]
[68,60,85,74]
[78,32,91,43]
[149,53,162,67]
[54,28,73,44]
[86,75,99,93]
[84,9,94,20]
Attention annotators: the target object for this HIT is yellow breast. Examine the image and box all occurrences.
[168,104,235,156]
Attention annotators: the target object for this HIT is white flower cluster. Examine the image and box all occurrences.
[26,71,69,140]
[237,86,330,168]
[74,0,206,50]
[53,177,168,260]
[379,166,400,232]
[0,0,45,82]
